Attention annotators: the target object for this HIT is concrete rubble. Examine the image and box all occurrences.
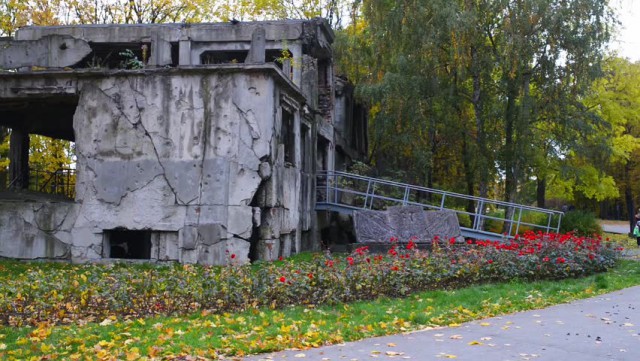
[353,206,464,244]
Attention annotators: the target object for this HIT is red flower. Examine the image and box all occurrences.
[543,257,550,262]
[230,254,236,259]
[391,265,399,271]
[556,257,566,264]
[588,254,595,260]
[467,239,473,245]
[366,257,371,263]
[279,276,286,283]
[451,259,457,264]
[355,246,369,255]
[325,260,334,268]
[278,256,284,261]
[449,238,456,245]
[347,256,354,266]
[307,273,313,279]
[407,240,416,250]
[487,259,493,264]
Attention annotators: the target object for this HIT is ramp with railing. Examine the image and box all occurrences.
[316,171,563,241]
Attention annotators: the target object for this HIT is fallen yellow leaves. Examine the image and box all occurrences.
[125,347,141,361]
[437,353,457,358]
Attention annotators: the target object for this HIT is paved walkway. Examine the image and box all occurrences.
[600,221,630,235]
[244,286,640,361]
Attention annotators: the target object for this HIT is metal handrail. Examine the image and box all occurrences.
[316,170,564,239]
[2,167,76,199]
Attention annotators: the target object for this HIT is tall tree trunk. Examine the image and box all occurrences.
[504,78,518,204]
[471,43,488,230]
[625,162,635,233]
[462,133,476,225]
[502,77,519,235]
[536,177,546,208]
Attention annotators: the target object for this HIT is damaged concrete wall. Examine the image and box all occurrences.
[0,200,76,259]
[67,69,304,264]
[0,65,307,265]
[0,19,367,264]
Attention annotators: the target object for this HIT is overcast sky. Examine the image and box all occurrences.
[612,0,640,61]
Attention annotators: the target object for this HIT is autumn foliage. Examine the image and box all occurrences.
[0,232,621,327]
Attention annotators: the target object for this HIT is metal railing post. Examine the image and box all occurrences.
[324,172,329,203]
[556,214,562,233]
[364,179,372,208]
[474,200,484,230]
[368,181,376,209]
[514,207,523,235]
[333,172,338,205]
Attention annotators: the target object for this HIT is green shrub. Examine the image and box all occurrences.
[557,210,602,236]
[483,209,505,233]
[456,210,471,228]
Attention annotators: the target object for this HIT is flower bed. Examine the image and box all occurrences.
[0,232,621,327]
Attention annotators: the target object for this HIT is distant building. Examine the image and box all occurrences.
[0,19,367,264]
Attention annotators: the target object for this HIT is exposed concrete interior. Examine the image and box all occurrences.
[0,19,367,264]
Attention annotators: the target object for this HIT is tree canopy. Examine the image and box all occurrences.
[335,0,635,218]
[2,0,639,219]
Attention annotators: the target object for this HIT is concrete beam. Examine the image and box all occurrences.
[0,35,91,69]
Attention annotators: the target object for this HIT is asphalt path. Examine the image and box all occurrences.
[244,286,640,361]
[601,223,631,235]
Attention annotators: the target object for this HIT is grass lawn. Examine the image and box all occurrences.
[0,234,639,360]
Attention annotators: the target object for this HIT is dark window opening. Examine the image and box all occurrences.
[281,108,295,165]
[201,50,248,64]
[75,42,150,69]
[105,229,152,259]
[316,137,329,171]
[318,60,330,87]
[170,42,179,67]
[0,96,77,199]
[266,49,288,70]
[301,124,311,174]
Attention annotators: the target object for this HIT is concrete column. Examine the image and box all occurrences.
[179,38,192,66]
[148,35,172,67]
[245,26,266,64]
[9,128,29,189]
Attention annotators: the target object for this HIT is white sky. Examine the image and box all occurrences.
[612,0,640,61]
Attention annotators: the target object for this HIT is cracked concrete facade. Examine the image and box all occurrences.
[0,19,367,264]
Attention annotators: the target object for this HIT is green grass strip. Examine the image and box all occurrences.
[1,259,640,360]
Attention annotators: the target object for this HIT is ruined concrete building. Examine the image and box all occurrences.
[0,19,367,264]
